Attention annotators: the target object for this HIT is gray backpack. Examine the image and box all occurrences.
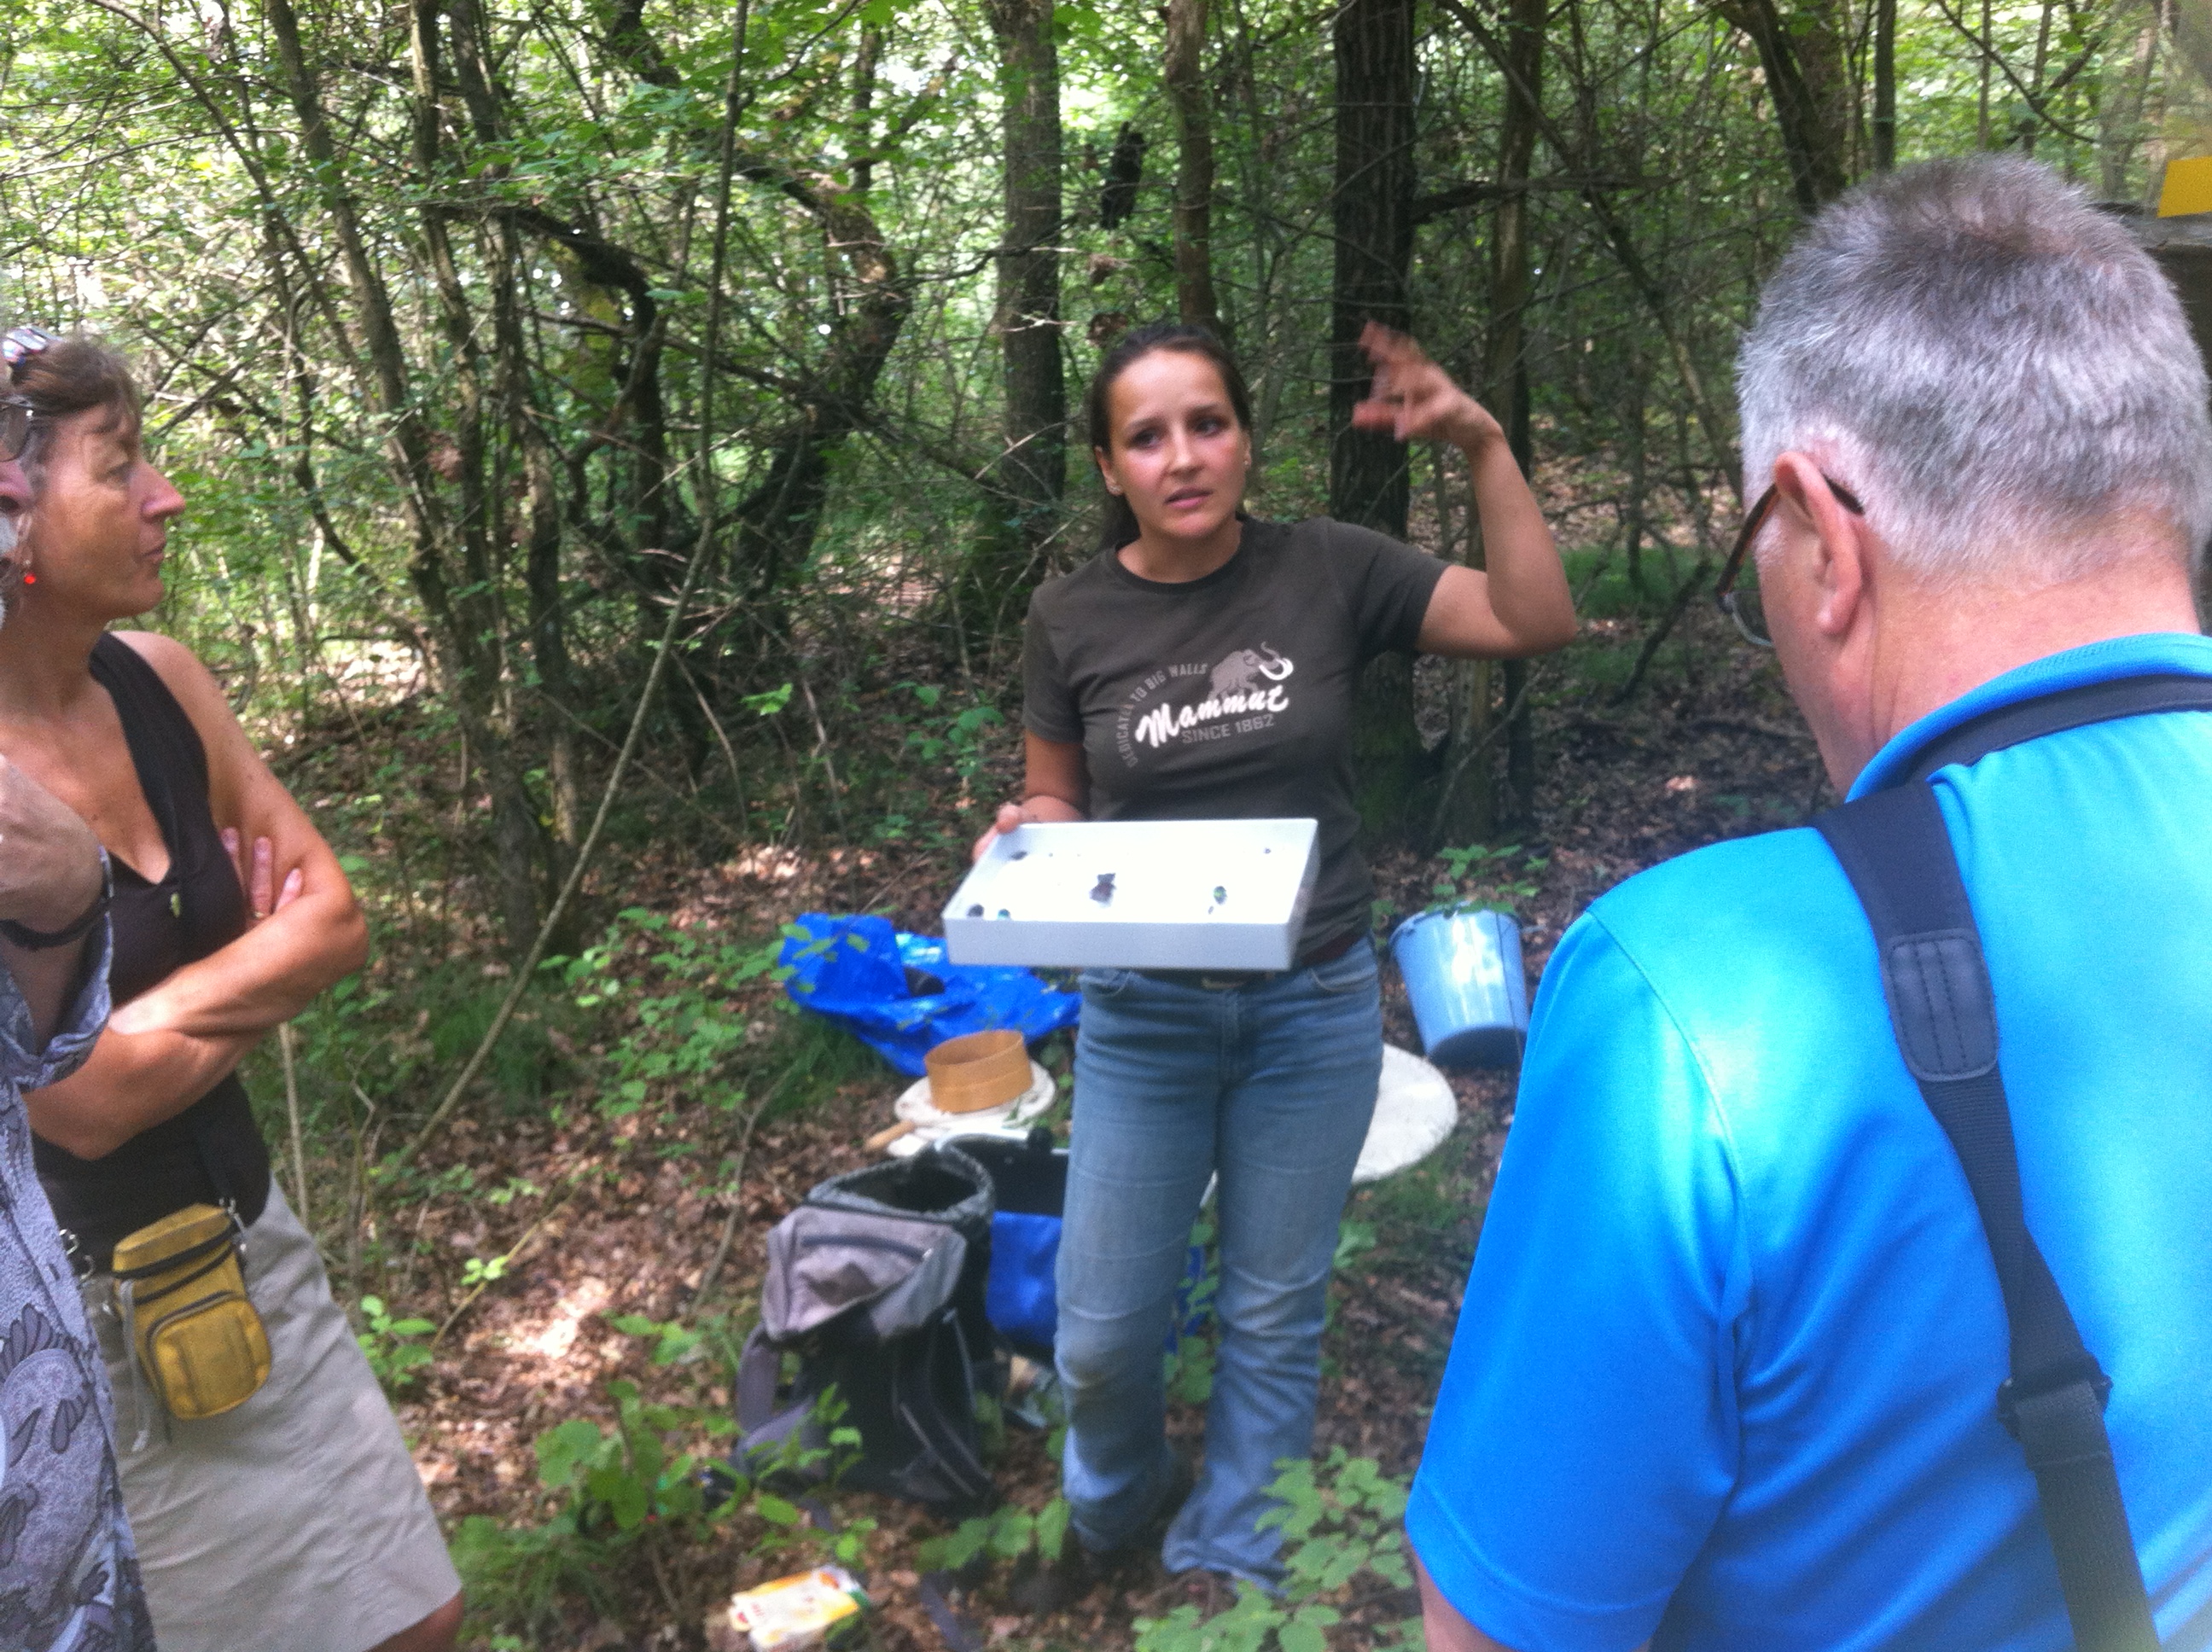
[735,1146,997,1514]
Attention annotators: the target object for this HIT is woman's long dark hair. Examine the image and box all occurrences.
[1083,323,1254,552]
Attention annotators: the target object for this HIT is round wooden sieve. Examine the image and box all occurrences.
[923,1029,1031,1114]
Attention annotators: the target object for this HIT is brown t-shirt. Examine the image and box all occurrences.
[1022,515,1448,951]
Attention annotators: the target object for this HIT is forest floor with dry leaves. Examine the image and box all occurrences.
[268,590,1825,1652]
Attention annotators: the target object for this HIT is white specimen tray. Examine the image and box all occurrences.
[942,818,1319,970]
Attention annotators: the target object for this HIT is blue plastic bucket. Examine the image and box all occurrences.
[1390,908,1529,1067]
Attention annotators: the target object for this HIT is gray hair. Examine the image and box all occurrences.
[1738,154,2212,585]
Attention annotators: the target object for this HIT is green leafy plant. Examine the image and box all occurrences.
[458,1254,509,1289]
[1427,843,1550,917]
[608,1311,707,1368]
[451,1375,731,1635]
[743,682,795,718]
[484,1175,542,1208]
[533,1376,735,1538]
[1138,1587,1307,1652]
[1331,1218,1377,1275]
[899,682,1006,792]
[726,1377,877,1572]
[449,1512,611,1637]
[452,1316,877,1645]
[918,1495,1074,1572]
[1164,1211,1221,1405]
[550,910,789,1118]
[355,1294,435,1393]
[1270,1454,1412,1597]
[1132,1451,1421,1652]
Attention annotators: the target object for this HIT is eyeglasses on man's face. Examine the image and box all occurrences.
[1714,474,1866,648]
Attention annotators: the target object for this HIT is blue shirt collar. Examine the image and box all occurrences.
[1848,631,2212,800]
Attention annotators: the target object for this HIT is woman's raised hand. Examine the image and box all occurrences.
[1350,323,1505,452]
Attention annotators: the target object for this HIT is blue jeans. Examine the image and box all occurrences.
[1055,940,1383,1585]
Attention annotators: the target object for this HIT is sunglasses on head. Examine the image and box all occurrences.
[0,326,60,464]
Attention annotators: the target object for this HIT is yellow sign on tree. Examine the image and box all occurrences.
[2158,156,2212,218]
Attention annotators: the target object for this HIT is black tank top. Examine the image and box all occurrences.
[35,634,271,1266]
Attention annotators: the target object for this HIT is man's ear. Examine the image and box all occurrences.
[1771,451,1868,639]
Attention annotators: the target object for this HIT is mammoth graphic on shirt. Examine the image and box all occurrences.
[1208,644,1294,697]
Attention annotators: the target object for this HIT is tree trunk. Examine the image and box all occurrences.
[410,0,544,956]
[1438,0,1740,490]
[443,0,581,905]
[1871,0,1897,171]
[489,219,581,900]
[1439,0,1542,840]
[1331,0,1423,846]
[725,195,912,600]
[1990,0,2008,148]
[2015,0,2055,151]
[1493,0,1541,829]
[2098,15,2162,201]
[1499,367,1540,828]
[853,21,883,196]
[1330,0,1415,535]
[965,0,1067,625]
[1623,349,1650,592]
[1437,655,1497,848]
[1431,424,1496,846]
[2174,0,2212,95]
[1710,0,1852,210]
[265,0,552,954]
[1483,15,1538,413]
[499,205,671,576]
[1165,0,1220,331]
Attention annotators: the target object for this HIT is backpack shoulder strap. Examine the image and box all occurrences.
[1814,782,2157,1652]
[733,1323,831,1486]
[1892,671,2212,785]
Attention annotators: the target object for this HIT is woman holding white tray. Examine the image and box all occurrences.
[977,321,1573,1596]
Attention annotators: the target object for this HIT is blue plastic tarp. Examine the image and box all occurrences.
[987,1211,1062,1358]
[778,912,1080,1076]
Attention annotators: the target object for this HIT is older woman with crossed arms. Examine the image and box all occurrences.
[0,330,462,1652]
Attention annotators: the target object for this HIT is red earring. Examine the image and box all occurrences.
[20,573,33,585]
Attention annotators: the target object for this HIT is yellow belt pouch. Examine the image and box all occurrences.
[111,1203,271,1421]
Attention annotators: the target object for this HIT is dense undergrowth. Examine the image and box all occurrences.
[11,0,2176,1634]
[216,506,1820,1649]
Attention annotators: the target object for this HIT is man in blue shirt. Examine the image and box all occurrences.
[1408,156,2212,1650]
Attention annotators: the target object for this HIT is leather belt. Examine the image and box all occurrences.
[1135,928,1364,991]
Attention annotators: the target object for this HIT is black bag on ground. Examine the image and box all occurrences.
[735,1144,997,1513]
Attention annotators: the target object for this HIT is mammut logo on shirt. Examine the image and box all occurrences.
[1208,644,1293,695]
[1129,646,1295,749]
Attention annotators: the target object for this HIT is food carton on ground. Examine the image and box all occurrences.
[705,1567,869,1652]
